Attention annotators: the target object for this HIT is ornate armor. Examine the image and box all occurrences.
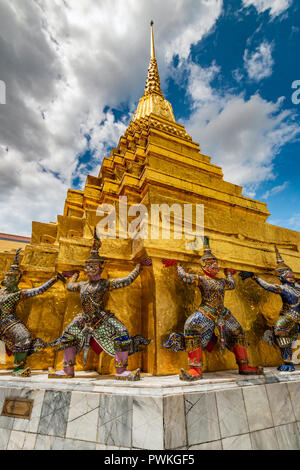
[240,247,300,372]
[48,230,151,381]
[0,249,60,376]
[163,237,262,381]
[175,265,244,353]
[50,265,145,357]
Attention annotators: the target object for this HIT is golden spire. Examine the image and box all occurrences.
[150,20,155,58]
[133,22,175,122]
[143,21,163,97]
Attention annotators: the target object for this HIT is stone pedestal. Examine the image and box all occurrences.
[0,368,300,450]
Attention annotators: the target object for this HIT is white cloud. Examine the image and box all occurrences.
[288,213,300,232]
[261,181,289,199]
[0,145,68,235]
[244,41,274,81]
[0,0,223,235]
[242,0,292,18]
[232,69,244,83]
[181,62,300,195]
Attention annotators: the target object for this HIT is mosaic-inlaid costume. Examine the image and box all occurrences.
[0,249,62,377]
[48,231,151,381]
[240,247,300,372]
[163,238,263,381]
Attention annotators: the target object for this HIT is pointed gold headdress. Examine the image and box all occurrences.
[274,246,292,277]
[6,248,21,277]
[85,229,105,265]
[200,237,217,264]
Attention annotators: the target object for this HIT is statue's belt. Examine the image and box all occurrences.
[200,305,230,322]
[83,310,114,329]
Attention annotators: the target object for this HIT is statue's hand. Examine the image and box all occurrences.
[56,272,67,284]
[162,259,177,267]
[239,271,254,281]
[62,270,80,279]
[140,257,152,267]
[224,268,236,276]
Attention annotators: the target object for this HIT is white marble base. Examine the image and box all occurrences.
[0,367,300,450]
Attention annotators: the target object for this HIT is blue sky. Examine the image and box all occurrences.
[0,0,299,235]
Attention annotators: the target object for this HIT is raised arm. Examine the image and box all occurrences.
[20,276,58,299]
[110,264,142,290]
[176,265,199,286]
[66,272,82,292]
[224,269,236,290]
[240,271,282,294]
[253,275,282,294]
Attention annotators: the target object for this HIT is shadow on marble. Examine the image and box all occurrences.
[216,388,249,439]
[0,427,11,450]
[250,427,279,450]
[132,396,164,450]
[189,440,222,450]
[66,391,100,442]
[35,434,96,450]
[98,394,132,448]
[275,423,300,450]
[38,390,71,438]
[242,385,273,432]
[164,395,187,449]
[287,382,300,421]
[222,433,252,450]
[185,391,220,446]
[265,382,296,427]
[7,430,36,450]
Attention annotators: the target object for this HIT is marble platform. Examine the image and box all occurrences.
[1,367,300,450]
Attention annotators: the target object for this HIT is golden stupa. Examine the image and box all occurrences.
[0,24,299,375]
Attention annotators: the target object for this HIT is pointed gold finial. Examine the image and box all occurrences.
[143,21,163,97]
[150,21,155,58]
[132,22,176,123]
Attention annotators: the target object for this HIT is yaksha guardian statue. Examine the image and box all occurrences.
[48,231,152,381]
[163,237,263,381]
[0,249,64,377]
[240,247,300,372]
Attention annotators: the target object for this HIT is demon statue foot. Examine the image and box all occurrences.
[115,368,141,381]
[48,368,75,379]
[12,353,31,377]
[48,347,76,379]
[179,368,202,381]
[238,365,264,375]
[12,365,31,377]
[278,363,295,372]
[232,345,264,375]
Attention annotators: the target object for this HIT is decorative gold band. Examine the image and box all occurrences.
[63,360,76,368]
[233,336,246,347]
[184,335,202,352]
[114,359,128,368]
[114,339,131,352]
[188,358,203,367]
